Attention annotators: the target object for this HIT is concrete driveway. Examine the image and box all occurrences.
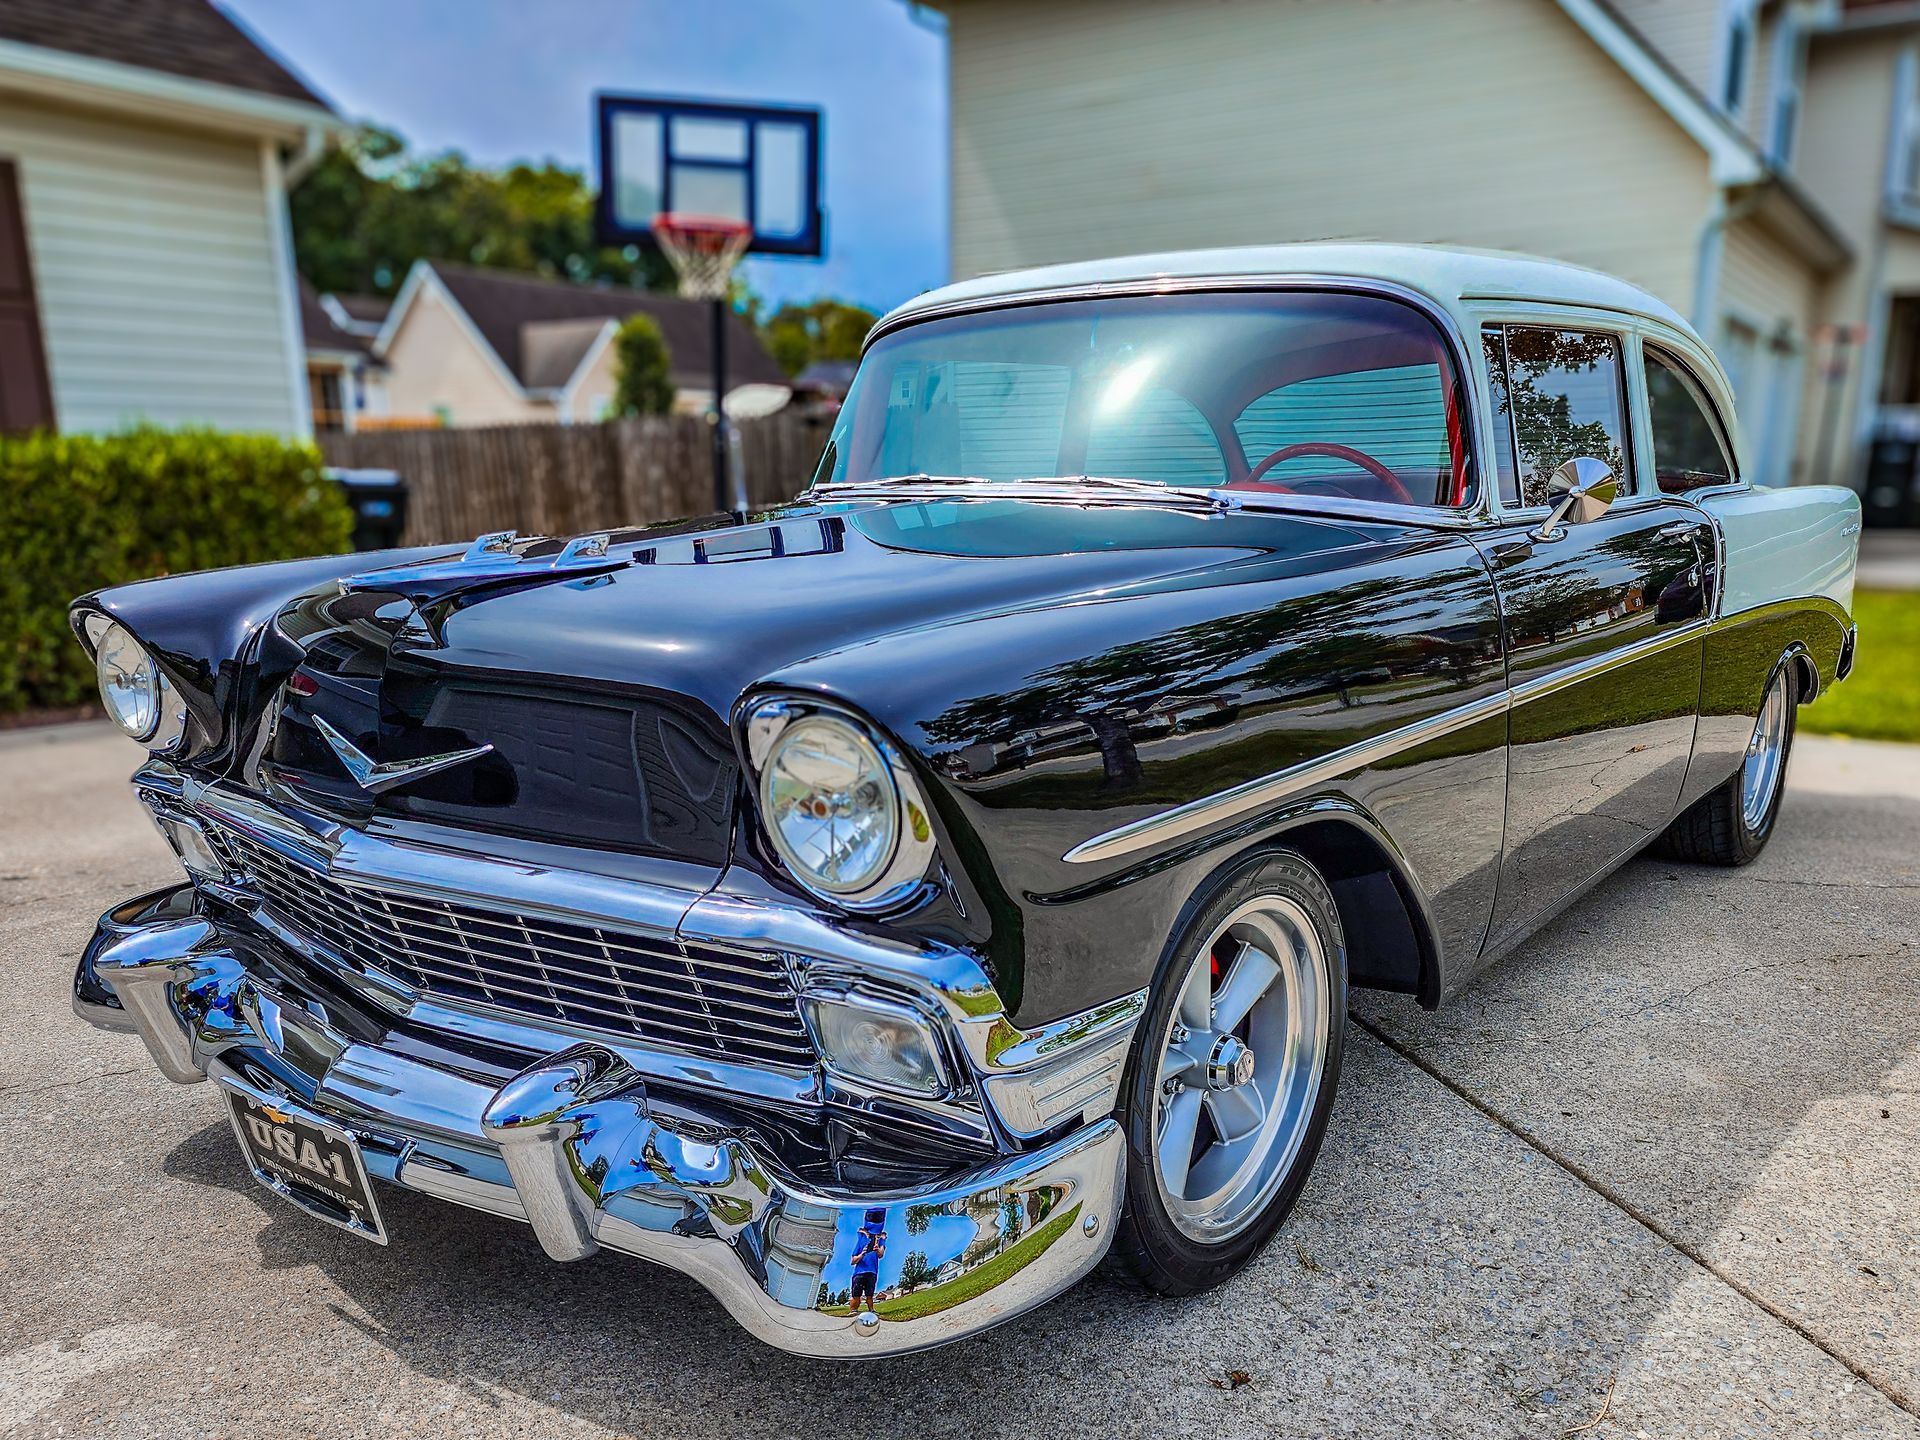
[1,724,1914,1439]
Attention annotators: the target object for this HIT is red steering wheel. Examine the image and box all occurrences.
[1235,442,1416,505]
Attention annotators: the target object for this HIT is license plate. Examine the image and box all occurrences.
[222,1085,386,1244]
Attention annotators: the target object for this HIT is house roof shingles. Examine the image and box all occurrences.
[299,279,370,357]
[427,262,788,393]
[0,0,329,109]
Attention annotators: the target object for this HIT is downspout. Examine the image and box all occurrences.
[283,123,329,187]
[1693,190,1731,334]
[1692,183,1768,335]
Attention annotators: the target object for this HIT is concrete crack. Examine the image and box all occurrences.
[1350,1012,1920,1422]
[0,1065,146,1104]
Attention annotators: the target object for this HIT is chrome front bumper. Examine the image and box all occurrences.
[76,886,1126,1358]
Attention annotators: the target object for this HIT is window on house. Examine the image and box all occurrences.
[308,367,345,432]
[1894,53,1920,211]
[1768,21,1807,166]
[1645,348,1737,494]
[1722,0,1754,115]
[1483,325,1632,509]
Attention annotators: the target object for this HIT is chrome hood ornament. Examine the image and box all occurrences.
[311,714,493,795]
[338,530,627,604]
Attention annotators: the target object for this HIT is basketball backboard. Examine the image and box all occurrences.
[595,94,823,256]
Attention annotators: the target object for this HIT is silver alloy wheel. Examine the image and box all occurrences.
[1149,894,1333,1243]
[1740,670,1791,831]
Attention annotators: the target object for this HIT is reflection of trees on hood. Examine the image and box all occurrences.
[1495,329,1627,505]
[922,567,1485,789]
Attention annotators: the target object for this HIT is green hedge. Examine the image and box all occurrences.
[0,427,354,714]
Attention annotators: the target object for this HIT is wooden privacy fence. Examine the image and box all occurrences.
[318,412,827,545]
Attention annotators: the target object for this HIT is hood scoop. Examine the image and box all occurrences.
[341,530,630,605]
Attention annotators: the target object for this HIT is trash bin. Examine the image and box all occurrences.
[327,467,409,551]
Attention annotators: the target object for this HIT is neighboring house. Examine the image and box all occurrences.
[318,290,388,340]
[935,0,1920,491]
[298,279,384,432]
[0,0,339,436]
[373,260,788,426]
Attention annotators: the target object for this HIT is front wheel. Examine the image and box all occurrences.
[1108,850,1347,1296]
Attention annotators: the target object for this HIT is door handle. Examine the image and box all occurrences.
[1656,521,1699,539]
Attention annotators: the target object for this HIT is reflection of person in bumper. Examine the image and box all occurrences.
[849,1207,886,1316]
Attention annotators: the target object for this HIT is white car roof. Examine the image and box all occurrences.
[879,242,1698,344]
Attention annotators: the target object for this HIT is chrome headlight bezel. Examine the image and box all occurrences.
[742,698,937,911]
[82,612,186,752]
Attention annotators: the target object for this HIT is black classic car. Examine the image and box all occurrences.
[71,245,1861,1356]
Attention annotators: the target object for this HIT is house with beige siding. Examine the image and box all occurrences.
[0,0,338,437]
[935,0,1920,497]
[373,260,788,427]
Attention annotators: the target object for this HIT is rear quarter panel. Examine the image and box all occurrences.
[1681,484,1861,809]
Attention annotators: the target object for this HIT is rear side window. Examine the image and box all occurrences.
[1645,347,1736,493]
[1483,324,1631,508]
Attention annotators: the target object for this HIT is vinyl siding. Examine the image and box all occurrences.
[946,0,1715,315]
[1796,31,1910,480]
[1718,217,1819,338]
[0,96,301,434]
[1612,0,1728,103]
[1715,215,1819,482]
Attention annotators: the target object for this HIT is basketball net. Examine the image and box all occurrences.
[653,213,752,301]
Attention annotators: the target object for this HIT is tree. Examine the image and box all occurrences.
[611,314,675,416]
[290,125,674,298]
[897,1250,936,1293]
[757,299,878,377]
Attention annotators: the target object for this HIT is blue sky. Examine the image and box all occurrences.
[219,0,949,313]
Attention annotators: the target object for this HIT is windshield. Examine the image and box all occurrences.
[813,290,1473,508]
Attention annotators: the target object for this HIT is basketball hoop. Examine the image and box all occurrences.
[653,212,752,300]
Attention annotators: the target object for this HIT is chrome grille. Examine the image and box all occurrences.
[204,825,815,1069]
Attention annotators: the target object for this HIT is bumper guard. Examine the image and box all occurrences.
[76,885,1125,1358]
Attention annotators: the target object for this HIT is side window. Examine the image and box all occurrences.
[1086,384,1226,487]
[1644,347,1736,493]
[1484,325,1631,508]
[1232,361,1460,506]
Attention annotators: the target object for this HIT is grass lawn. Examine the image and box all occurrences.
[821,1203,1084,1325]
[1802,589,1920,744]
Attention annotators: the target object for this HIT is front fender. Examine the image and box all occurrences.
[764,530,1508,1026]
[69,546,455,763]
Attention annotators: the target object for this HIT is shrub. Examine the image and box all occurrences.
[610,313,675,417]
[0,427,353,714]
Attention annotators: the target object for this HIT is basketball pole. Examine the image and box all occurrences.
[710,296,730,513]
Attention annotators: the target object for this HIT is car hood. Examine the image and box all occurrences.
[392,497,1373,715]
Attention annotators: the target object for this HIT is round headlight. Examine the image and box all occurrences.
[759,715,899,895]
[95,621,160,740]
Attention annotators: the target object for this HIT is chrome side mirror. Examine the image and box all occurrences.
[1531,457,1618,542]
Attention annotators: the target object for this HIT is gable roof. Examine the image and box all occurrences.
[299,279,371,359]
[389,262,788,396]
[521,318,616,390]
[0,0,328,109]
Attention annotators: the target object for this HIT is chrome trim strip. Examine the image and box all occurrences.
[1506,620,1708,706]
[1063,620,1712,867]
[1062,688,1511,867]
[132,763,1144,1146]
[79,913,1125,1357]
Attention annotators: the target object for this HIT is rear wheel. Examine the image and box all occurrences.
[1108,850,1346,1296]
[1656,662,1798,866]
